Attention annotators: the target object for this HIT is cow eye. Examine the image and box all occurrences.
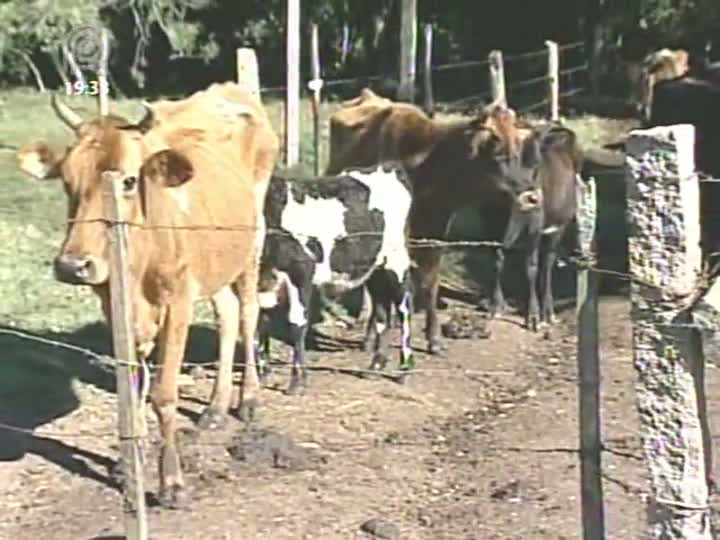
[123,176,138,193]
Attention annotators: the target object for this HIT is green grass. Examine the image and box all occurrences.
[0,88,632,419]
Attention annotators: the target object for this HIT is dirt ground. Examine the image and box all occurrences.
[2,293,720,540]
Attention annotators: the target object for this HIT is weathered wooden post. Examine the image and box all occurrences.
[285,0,300,167]
[575,176,605,540]
[309,23,323,176]
[546,40,559,121]
[488,50,507,106]
[97,28,110,116]
[625,124,712,539]
[422,23,434,117]
[397,0,417,102]
[236,48,260,98]
[102,171,148,540]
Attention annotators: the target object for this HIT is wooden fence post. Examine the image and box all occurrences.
[285,0,300,167]
[236,48,260,98]
[397,0,417,102]
[625,124,712,539]
[575,175,605,540]
[102,171,148,540]
[422,23,434,117]
[97,28,110,116]
[488,50,506,106]
[309,23,323,176]
[546,40,559,121]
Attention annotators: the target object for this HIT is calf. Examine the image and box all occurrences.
[255,163,416,393]
[490,123,582,331]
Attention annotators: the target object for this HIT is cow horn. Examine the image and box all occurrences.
[51,94,83,130]
[483,96,505,114]
[135,101,155,133]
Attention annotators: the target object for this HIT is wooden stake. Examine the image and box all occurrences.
[489,50,506,106]
[97,28,110,116]
[546,40,559,121]
[397,0,417,102]
[575,176,605,540]
[102,171,148,540]
[309,23,323,176]
[236,48,260,98]
[285,0,300,167]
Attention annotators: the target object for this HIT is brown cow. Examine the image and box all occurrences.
[638,48,691,121]
[16,83,279,506]
[326,89,544,353]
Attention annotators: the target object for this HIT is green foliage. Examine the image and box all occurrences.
[0,0,719,96]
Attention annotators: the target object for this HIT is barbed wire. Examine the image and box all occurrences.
[244,40,585,98]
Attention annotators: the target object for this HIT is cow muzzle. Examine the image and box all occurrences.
[53,254,109,285]
[516,189,543,212]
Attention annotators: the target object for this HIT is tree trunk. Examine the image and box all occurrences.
[49,48,71,89]
[62,45,86,88]
[14,50,46,92]
[584,0,604,105]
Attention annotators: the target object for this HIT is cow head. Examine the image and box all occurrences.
[638,48,690,121]
[16,95,158,286]
[458,103,540,210]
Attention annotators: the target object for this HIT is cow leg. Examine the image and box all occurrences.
[363,299,378,354]
[490,246,509,317]
[235,269,262,423]
[491,208,527,318]
[540,233,562,325]
[198,285,239,430]
[357,285,372,336]
[286,277,312,396]
[395,273,416,379]
[256,310,274,385]
[367,299,392,371]
[150,299,193,508]
[414,248,447,356]
[525,232,542,332]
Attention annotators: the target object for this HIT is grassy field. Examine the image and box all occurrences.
[0,87,633,367]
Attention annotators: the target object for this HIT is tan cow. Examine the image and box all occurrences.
[326,89,540,352]
[16,83,279,506]
[638,48,690,121]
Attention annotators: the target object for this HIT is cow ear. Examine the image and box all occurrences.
[142,149,194,187]
[468,127,497,159]
[16,142,64,180]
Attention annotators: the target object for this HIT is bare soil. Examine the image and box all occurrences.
[2,294,719,540]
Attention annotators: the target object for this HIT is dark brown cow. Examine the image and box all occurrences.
[490,123,581,330]
[327,89,554,352]
[16,83,279,506]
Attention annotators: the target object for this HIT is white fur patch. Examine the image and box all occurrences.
[345,166,413,282]
[258,271,306,326]
[18,153,54,180]
[542,225,560,235]
[279,185,348,286]
[258,291,279,309]
[168,184,192,215]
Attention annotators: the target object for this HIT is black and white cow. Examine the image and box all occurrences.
[256,162,416,394]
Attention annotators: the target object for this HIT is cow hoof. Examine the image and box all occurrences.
[258,366,274,386]
[197,407,229,431]
[158,485,191,510]
[368,353,389,371]
[236,399,259,423]
[526,316,540,332]
[285,377,307,396]
[428,340,447,357]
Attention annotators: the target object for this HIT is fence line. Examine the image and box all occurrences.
[250,37,587,121]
